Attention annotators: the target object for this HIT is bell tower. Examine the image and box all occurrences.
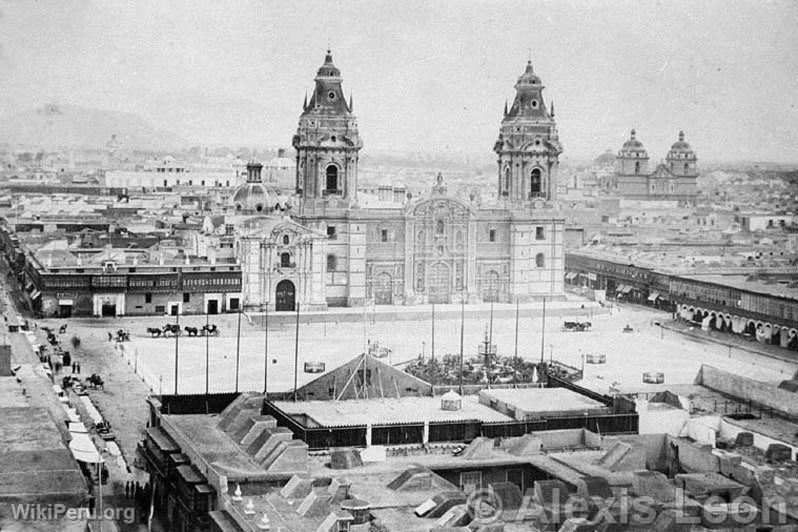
[493,60,562,204]
[293,50,362,213]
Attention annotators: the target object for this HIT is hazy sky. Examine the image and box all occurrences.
[1,0,797,162]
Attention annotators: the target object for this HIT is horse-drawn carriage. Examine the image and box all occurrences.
[147,323,220,337]
[562,320,592,332]
[85,373,104,390]
[185,324,220,337]
[146,323,182,337]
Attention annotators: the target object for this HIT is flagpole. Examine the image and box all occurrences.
[205,310,209,395]
[458,291,464,395]
[174,306,180,395]
[292,300,300,401]
[540,296,546,366]
[431,296,435,360]
[263,302,269,399]
[235,306,241,393]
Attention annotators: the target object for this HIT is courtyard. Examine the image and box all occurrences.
[45,300,797,397]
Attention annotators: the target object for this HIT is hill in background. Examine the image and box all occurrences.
[0,103,190,151]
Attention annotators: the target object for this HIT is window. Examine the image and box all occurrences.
[635,161,641,174]
[282,234,290,245]
[229,298,239,311]
[530,168,542,196]
[531,100,538,108]
[380,229,388,242]
[327,254,337,271]
[489,228,497,242]
[183,292,190,303]
[326,165,338,191]
[328,91,336,100]
[436,220,444,234]
[536,226,545,240]
[535,253,545,268]
[327,226,336,239]
[684,163,689,172]
[154,305,165,313]
[145,293,152,304]
[280,253,291,267]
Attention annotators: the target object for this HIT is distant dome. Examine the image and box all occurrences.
[669,131,693,152]
[230,182,285,213]
[621,129,645,150]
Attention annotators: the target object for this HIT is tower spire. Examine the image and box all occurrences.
[550,100,554,118]
[303,90,308,111]
[349,93,353,112]
[503,100,508,117]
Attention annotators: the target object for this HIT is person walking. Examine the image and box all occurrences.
[76,362,81,374]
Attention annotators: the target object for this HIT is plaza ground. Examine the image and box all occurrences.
[43,300,798,398]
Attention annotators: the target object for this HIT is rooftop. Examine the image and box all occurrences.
[272,395,512,427]
[479,387,608,416]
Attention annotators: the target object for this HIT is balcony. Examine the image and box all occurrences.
[276,262,296,269]
[323,189,342,197]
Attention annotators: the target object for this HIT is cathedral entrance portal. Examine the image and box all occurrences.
[374,273,393,305]
[428,262,451,304]
[275,280,296,312]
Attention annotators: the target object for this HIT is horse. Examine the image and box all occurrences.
[162,324,181,337]
[85,373,104,389]
[184,326,199,337]
[146,327,162,337]
[200,324,219,337]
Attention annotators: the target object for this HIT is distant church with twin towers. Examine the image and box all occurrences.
[230,51,565,311]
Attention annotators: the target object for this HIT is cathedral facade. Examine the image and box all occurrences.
[613,129,699,203]
[234,52,565,311]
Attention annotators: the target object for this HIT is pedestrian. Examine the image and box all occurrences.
[76,362,81,374]
[72,362,76,374]
[54,361,61,374]
[108,331,113,342]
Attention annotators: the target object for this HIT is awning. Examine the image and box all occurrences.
[586,273,597,281]
[30,289,41,300]
[68,422,88,433]
[565,272,577,281]
[58,299,74,305]
[647,292,660,302]
[619,285,633,293]
[69,432,103,464]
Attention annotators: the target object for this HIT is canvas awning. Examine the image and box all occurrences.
[565,272,577,281]
[69,432,103,464]
[586,273,597,281]
[647,292,660,302]
[69,422,88,433]
[619,285,633,293]
[29,289,41,300]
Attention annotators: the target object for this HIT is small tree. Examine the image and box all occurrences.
[70,336,81,349]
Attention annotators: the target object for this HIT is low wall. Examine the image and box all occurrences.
[698,365,798,420]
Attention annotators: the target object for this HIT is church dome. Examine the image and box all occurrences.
[622,129,645,150]
[669,131,694,152]
[316,50,341,78]
[230,161,289,213]
[515,61,542,87]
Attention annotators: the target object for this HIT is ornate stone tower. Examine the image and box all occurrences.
[493,61,563,204]
[665,131,698,177]
[616,129,650,175]
[293,50,362,213]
